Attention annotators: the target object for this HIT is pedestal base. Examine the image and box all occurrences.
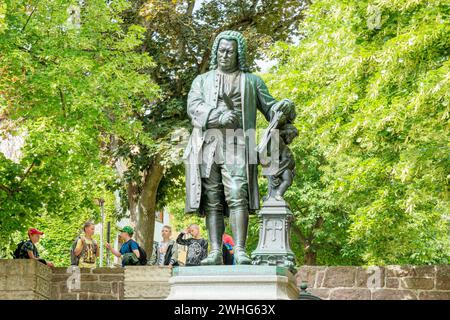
[166,265,299,300]
[251,197,296,273]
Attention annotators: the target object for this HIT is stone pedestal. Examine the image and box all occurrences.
[251,198,296,273]
[0,259,51,300]
[124,266,171,300]
[167,265,299,300]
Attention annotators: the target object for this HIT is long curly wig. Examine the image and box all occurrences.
[209,30,250,72]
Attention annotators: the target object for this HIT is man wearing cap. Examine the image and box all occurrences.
[18,228,54,267]
[106,226,141,267]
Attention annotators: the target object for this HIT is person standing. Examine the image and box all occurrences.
[222,233,235,265]
[16,228,54,267]
[106,226,144,267]
[176,224,208,266]
[149,225,179,269]
[72,222,99,268]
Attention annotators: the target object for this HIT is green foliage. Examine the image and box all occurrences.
[266,0,449,265]
[0,0,159,262]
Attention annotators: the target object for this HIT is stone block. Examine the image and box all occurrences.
[0,275,6,290]
[385,265,414,277]
[124,266,171,282]
[60,293,79,300]
[308,288,330,300]
[118,282,124,300]
[316,271,325,288]
[79,293,89,300]
[52,267,70,274]
[36,274,51,298]
[99,274,124,282]
[418,291,450,300]
[436,265,450,290]
[322,267,356,288]
[52,274,70,282]
[36,261,52,279]
[385,278,399,288]
[329,288,371,300]
[1,260,49,276]
[385,265,435,278]
[295,266,325,288]
[88,293,117,300]
[125,282,170,299]
[413,266,436,277]
[167,267,299,300]
[372,289,417,300]
[356,266,384,289]
[93,267,123,274]
[5,275,36,291]
[401,277,434,290]
[0,291,42,300]
[80,281,112,294]
[80,274,99,282]
[111,282,122,295]
[50,283,60,300]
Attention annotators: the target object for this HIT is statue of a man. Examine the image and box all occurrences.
[184,30,293,265]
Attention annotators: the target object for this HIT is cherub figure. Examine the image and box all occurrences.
[267,124,298,200]
[259,101,298,201]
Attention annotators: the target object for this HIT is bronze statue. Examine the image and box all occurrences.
[183,30,295,265]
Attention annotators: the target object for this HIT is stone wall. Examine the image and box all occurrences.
[295,265,450,300]
[50,266,171,300]
[0,259,51,299]
[1,260,449,300]
[124,266,171,299]
[51,267,124,300]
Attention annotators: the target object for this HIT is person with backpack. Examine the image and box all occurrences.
[149,225,179,269]
[14,228,54,267]
[70,221,99,268]
[106,226,147,267]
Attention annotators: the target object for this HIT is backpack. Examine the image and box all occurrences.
[126,240,147,265]
[12,240,27,259]
[70,236,98,266]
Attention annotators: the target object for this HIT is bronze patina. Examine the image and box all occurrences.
[184,30,295,265]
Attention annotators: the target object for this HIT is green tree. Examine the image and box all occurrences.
[0,0,159,261]
[266,0,449,265]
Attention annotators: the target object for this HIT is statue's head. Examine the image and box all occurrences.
[280,124,299,145]
[210,30,250,72]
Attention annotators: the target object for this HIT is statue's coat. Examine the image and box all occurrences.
[184,69,278,215]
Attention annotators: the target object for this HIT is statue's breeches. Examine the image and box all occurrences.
[201,161,248,214]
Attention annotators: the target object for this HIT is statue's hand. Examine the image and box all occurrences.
[219,110,239,128]
[272,99,295,122]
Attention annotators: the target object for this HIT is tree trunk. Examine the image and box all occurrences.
[291,223,318,265]
[127,156,164,256]
[303,246,317,265]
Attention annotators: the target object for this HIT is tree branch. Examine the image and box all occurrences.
[22,2,40,33]
[291,223,306,245]
[18,159,36,186]
[0,184,13,195]
[186,0,196,16]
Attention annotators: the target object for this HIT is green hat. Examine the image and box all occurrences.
[120,226,134,236]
